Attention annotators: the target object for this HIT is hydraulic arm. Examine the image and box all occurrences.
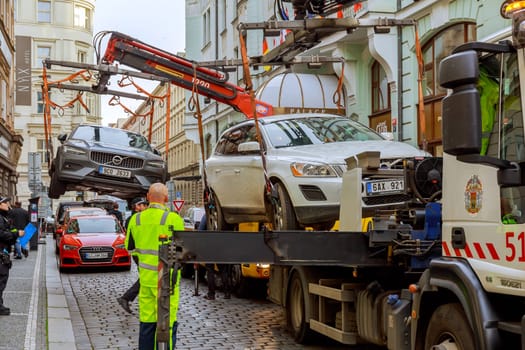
[102,31,274,118]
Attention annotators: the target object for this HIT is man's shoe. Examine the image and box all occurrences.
[14,255,22,260]
[0,306,10,315]
[22,248,28,258]
[117,297,132,314]
[204,294,215,300]
[223,293,231,299]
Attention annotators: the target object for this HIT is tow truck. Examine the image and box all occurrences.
[154,2,525,350]
[45,1,525,348]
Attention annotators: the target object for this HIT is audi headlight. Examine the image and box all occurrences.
[290,162,337,177]
[63,145,87,155]
[148,160,166,168]
[62,244,79,251]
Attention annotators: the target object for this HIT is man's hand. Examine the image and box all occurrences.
[18,230,24,237]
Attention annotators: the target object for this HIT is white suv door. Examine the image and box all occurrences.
[206,124,266,213]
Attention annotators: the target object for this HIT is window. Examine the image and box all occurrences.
[74,5,90,29]
[371,61,390,113]
[219,0,227,32]
[77,50,87,63]
[37,91,49,113]
[203,8,211,46]
[214,125,256,155]
[37,138,48,163]
[369,61,392,134]
[419,22,476,155]
[37,0,51,23]
[36,46,51,67]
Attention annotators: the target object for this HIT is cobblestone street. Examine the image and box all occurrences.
[62,265,354,349]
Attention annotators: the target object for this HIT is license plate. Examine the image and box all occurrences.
[98,166,131,178]
[366,179,404,195]
[85,252,108,259]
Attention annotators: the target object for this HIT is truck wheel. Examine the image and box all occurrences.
[272,182,299,230]
[207,193,233,231]
[286,271,314,343]
[231,264,249,298]
[425,303,475,350]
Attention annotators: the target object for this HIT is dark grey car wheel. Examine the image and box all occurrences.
[48,171,66,199]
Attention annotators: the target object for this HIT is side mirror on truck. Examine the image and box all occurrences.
[439,50,481,156]
[439,48,522,186]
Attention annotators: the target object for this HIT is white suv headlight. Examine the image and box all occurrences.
[290,162,337,177]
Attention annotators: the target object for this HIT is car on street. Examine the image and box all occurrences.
[57,214,131,271]
[205,113,428,231]
[54,201,84,240]
[48,124,168,199]
[55,206,107,253]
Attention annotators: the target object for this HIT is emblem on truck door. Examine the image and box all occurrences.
[465,175,483,214]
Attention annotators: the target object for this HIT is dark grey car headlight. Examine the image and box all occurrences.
[148,160,166,168]
[62,145,87,156]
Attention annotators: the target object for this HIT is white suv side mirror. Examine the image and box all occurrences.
[238,141,260,153]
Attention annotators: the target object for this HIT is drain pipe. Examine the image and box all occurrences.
[397,0,404,141]
[215,0,220,142]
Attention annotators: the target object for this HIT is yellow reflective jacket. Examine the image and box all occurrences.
[125,203,184,287]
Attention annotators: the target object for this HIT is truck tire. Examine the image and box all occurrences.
[286,271,314,344]
[425,303,475,350]
[272,182,299,230]
[231,264,249,298]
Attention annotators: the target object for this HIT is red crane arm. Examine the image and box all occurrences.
[103,32,273,118]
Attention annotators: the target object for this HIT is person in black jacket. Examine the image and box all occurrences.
[117,197,148,314]
[9,201,30,259]
[0,197,21,315]
[107,202,124,227]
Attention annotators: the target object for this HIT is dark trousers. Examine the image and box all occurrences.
[0,263,9,306]
[122,279,140,302]
[206,264,232,296]
[139,320,178,350]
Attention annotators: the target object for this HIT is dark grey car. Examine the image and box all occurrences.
[48,125,167,199]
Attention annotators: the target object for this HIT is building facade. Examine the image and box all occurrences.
[14,0,100,210]
[120,0,512,215]
[0,1,23,200]
[121,80,202,212]
[183,0,511,158]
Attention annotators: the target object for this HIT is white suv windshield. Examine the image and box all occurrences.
[71,125,152,151]
[265,117,384,148]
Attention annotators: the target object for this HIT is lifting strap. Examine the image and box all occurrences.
[239,30,275,199]
[189,63,210,204]
[414,25,427,151]
[333,61,345,114]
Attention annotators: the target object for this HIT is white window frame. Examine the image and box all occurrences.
[37,0,51,23]
[74,5,91,29]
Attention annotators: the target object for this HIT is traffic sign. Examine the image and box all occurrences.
[173,199,185,212]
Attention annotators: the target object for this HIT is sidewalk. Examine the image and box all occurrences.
[0,234,77,350]
[45,234,77,350]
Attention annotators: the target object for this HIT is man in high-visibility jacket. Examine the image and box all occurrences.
[125,183,185,350]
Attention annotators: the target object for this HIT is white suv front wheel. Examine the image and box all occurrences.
[272,182,299,231]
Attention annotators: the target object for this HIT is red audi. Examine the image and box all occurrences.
[57,215,131,271]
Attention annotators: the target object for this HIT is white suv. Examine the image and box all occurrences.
[205,114,428,231]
